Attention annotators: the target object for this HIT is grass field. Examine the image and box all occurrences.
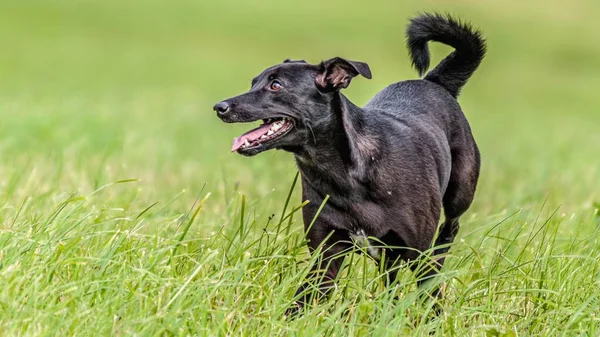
[1,0,599,336]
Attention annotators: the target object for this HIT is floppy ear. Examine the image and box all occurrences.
[316,57,372,90]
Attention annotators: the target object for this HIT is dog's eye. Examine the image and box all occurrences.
[270,81,282,91]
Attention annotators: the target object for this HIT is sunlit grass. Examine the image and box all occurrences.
[1,179,598,335]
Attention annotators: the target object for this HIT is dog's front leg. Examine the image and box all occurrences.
[285,226,349,318]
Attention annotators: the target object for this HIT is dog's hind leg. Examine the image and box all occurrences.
[412,144,480,304]
[435,144,481,270]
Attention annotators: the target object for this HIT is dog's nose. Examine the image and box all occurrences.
[213,101,230,115]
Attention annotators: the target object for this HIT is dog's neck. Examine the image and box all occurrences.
[293,93,380,189]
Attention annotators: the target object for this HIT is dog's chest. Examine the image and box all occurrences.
[349,200,386,231]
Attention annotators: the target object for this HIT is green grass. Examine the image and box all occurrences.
[1,0,600,335]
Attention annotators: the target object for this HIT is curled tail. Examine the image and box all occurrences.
[406,13,486,97]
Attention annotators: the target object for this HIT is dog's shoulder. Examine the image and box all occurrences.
[365,79,462,123]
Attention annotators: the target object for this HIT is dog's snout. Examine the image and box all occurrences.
[213,101,230,115]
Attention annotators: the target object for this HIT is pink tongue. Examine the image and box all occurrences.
[231,123,272,152]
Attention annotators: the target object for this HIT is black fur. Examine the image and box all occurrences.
[213,13,486,316]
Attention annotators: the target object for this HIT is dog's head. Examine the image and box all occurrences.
[213,57,371,156]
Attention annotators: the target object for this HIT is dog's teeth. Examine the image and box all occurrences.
[260,135,267,140]
[267,130,274,136]
[244,139,250,147]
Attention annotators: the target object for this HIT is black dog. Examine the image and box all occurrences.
[214,13,485,315]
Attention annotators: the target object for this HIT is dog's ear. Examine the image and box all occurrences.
[316,57,372,91]
[283,59,307,63]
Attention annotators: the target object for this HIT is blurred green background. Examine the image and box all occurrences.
[1,0,599,335]
[0,0,599,234]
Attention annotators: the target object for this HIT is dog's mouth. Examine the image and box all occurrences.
[231,117,294,152]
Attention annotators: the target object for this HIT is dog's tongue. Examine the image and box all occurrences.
[231,123,271,152]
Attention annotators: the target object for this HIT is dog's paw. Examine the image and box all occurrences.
[283,301,303,320]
